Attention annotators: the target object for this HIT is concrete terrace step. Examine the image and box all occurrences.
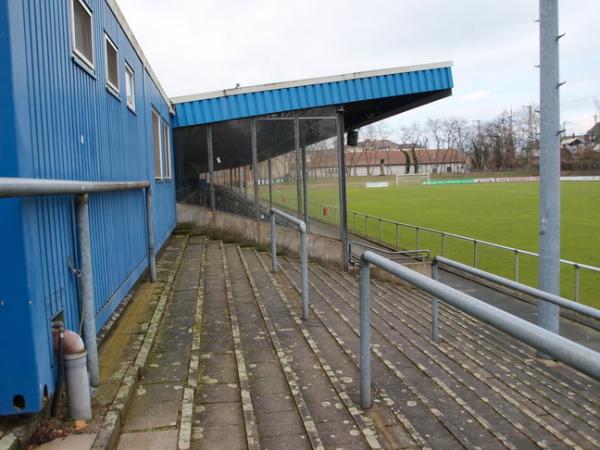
[276,254,600,450]
[104,237,600,450]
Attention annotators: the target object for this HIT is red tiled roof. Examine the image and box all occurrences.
[308,149,466,168]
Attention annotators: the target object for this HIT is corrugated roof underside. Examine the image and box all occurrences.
[173,67,453,127]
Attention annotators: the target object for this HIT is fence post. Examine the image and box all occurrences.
[395,223,400,249]
[378,218,382,241]
[416,227,420,250]
[473,240,478,267]
[353,212,357,233]
[514,250,520,282]
[441,233,446,257]
[431,260,439,342]
[271,212,277,272]
[574,264,580,303]
[359,257,372,408]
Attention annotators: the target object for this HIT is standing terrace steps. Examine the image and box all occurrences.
[275,254,600,450]
[103,235,600,450]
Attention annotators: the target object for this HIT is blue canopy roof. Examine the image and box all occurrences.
[171,62,453,128]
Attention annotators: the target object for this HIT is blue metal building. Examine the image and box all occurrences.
[0,0,453,417]
[0,0,175,414]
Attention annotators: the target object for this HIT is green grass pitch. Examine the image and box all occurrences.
[266,180,600,308]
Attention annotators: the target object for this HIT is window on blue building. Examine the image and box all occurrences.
[71,0,94,69]
[125,63,136,111]
[152,110,163,179]
[162,121,171,179]
[104,34,119,93]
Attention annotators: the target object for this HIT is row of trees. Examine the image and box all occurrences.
[391,105,542,171]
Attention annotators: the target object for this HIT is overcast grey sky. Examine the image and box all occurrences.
[119,0,599,135]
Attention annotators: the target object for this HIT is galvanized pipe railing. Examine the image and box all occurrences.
[358,250,600,409]
[270,208,309,320]
[0,177,153,387]
[433,256,600,337]
[293,201,599,303]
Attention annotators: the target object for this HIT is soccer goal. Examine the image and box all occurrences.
[395,173,431,186]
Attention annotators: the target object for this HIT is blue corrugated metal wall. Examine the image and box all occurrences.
[173,67,454,127]
[0,0,176,414]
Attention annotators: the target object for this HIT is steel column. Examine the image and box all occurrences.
[268,156,273,211]
[271,213,277,272]
[207,125,215,210]
[538,0,561,337]
[336,107,349,271]
[301,144,309,232]
[145,187,156,282]
[76,194,100,387]
[251,118,260,220]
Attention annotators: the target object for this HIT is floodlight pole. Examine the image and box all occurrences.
[538,0,561,342]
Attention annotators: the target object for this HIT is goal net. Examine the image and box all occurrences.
[395,173,430,186]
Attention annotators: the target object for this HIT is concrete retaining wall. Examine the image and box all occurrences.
[177,203,344,268]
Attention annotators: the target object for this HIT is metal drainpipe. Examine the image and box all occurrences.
[145,186,157,281]
[75,194,100,387]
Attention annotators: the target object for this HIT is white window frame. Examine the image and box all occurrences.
[70,0,95,70]
[125,62,136,111]
[152,110,164,180]
[162,121,172,180]
[104,33,119,93]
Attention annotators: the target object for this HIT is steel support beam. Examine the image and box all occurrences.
[538,0,561,340]
[251,118,260,220]
[207,125,215,210]
[268,156,273,211]
[294,113,302,219]
[336,107,349,271]
[301,144,309,232]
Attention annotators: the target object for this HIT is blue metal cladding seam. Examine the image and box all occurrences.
[173,66,453,128]
[0,0,176,414]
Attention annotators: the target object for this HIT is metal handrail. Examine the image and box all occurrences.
[338,204,599,303]
[349,241,430,262]
[0,177,155,389]
[434,256,600,321]
[358,250,600,409]
[270,208,309,320]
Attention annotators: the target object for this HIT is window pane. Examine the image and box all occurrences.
[152,112,162,178]
[105,38,118,89]
[73,0,93,64]
[125,66,135,109]
[162,122,171,178]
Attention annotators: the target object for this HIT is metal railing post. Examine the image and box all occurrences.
[574,264,580,303]
[270,208,309,320]
[431,261,439,342]
[473,240,478,267]
[358,256,372,408]
[301,229,308,320]
[76,194,100,387]
[441,233,446,257]
[271,213,277,272]
[395,223,400,249]
[353,212,357,233]
[378,218,382,241]
[514,250,520,282]
[416,227,420,249]
[145,187,156,282]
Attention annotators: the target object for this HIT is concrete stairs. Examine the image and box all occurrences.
[108,236,600,450]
